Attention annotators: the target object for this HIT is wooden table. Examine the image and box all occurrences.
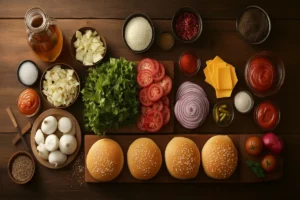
[1,0,300,199]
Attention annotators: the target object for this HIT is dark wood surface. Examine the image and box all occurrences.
[84,134,282,183]
[1,1,300,199]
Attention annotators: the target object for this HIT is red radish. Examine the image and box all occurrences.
[262,132,284,154]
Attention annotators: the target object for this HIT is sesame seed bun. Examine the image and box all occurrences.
[127,138,162,180]
[86,138,124,182]
[165,137,201,180]
[201,135,238,179]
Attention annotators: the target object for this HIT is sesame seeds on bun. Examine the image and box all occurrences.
[86,138,124,182]
[127,138,162,180]
[165,137,201,180]
[201,135,238,179]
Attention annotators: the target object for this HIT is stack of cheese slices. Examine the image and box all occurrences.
[204,56,238,98]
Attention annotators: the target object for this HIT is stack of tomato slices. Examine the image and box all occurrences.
[137,58,172,132]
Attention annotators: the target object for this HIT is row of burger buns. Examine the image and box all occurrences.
[86,135,238,181]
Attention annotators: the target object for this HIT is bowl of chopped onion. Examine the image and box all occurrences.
[40,63,80,108]
[70,27,107,67]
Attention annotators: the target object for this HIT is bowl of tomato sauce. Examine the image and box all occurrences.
[18,88,41,117]
[172,7,203,43]
[254,100,280,131]
[244,51,285,97]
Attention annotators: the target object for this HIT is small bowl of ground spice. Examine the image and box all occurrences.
[8,151,35,184]
[172,7,203,43]
[178,50,201,76]
[236,5,271,44]
[157,31,174,51]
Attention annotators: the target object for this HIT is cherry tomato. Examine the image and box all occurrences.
[147,84,164,102]
[161,105,170,125]
[152,100,163,111]
[138,58,158,75]
[261,154,277,172]
[141,106,152,116]
[153,63,165,81]
[144,110,163,132]
[157,75,172,96]
[137,70,153,87]
[161,96,170,106]
[139,88,153,106]
[245,136,263,156]
[137,115,146,131]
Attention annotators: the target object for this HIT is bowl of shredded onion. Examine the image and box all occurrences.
[40,63,80,108]
[70,27,107,67]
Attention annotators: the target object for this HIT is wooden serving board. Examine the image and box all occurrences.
[31,109,82,169]
[108,61,174,134]
[84,134,283,183]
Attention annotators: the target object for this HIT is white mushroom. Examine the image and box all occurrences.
[35,129,45,144]
[41,116,58,135]
[45,134,59,152]
[48,150,67,167]
[58,117,73,133]
[59,135,77,155]
[37,143,49,160]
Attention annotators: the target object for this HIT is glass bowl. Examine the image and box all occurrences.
[178,50,201,76]
[244,51,285,98]
[213,101,234,127]
[254,100,280,131]
[233,90,254,114]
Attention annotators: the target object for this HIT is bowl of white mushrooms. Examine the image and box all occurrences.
[30,108,81,169]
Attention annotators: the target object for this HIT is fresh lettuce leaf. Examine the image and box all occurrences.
[81,58,139,135]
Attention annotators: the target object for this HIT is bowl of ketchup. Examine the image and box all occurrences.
[254,101,280,131]
[245,51,285,97]
[18,88,41,117]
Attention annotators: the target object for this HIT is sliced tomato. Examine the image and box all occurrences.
[144,110,163,132]
[137,70,153,87]
[137,115,146,131]
[161,96,170,106]
[152,100,163,111]
[161,105,170,125]
[142,106,152,116]
[139,88,154,106]
[138,58,158,75]
[157,75,172,96]
[147,83,164,102]
[153,63,166,81]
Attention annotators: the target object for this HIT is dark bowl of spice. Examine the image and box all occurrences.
[8,151,35,184]
[236,5,271,44]
[172,7,203,43]
[157,31,174,51]
[178,49,201,76]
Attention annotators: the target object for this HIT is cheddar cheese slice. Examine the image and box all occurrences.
[217,65,232,90]
[216,89,233,98]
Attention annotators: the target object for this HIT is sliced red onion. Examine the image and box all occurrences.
[175,82,209,129]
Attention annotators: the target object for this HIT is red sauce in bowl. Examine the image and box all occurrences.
[255,101,279,130]
[18,88,40,117]
[248,57,276,92]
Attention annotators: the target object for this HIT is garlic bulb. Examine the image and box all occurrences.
[35,129,45,144]
[48,150,67,167]
[41,116,58,135]
[59,135,77,155]
[58,117,72,133]
[45,134,59,152]
[37,143,49,160]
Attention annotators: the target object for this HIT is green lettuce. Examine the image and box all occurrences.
[81,58,139,135]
